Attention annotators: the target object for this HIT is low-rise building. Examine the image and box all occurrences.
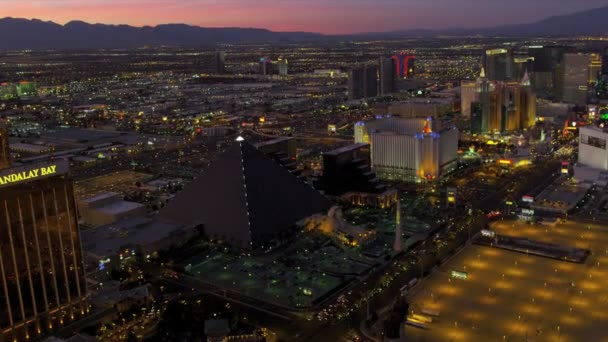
[78,192,146,226]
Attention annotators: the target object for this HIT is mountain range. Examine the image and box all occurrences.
[1,6,607,50]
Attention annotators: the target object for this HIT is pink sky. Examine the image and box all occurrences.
[1,0,606,34]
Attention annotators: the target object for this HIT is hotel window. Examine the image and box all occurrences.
[585,136,607,150]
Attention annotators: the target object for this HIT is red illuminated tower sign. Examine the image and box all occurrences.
[391,52,416,79]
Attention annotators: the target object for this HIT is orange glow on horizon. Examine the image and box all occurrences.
[0,1,414,34]
[4,0,603,35]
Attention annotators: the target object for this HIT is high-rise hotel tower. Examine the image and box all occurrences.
[0,161,87,341]
[0,122,9,169]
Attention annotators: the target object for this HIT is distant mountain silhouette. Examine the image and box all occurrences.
[363,6,608,37]
[0,18,322,50]
[476,5,608,36]
[1,6,608,50]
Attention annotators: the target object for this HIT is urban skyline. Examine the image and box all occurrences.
[2,1,608,342]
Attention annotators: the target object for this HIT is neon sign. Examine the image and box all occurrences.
[0,162,67,188]
[0,165,57,186]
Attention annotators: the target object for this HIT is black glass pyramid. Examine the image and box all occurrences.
[161,141,331,249]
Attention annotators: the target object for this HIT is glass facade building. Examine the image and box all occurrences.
[0,161,87,341]
[0,123,9,169]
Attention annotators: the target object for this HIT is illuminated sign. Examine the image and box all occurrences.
[451,270,468,280]
[481,230,496,238]
[487,211,501,219]
[589,107,597,118]
[486,48,508,55]
[521,208,535,216]
[0,165,56,185]
[499,159,513,165]
[514,57,534,63]
[0,162,68,188]
[522,195,534,203]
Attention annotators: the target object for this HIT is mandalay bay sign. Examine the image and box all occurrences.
[0,161,68,188]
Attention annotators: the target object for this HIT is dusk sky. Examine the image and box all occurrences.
[2,0,607,34]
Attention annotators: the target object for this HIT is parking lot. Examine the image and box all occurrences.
[404,219,608,341]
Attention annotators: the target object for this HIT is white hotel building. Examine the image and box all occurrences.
[579,126,608,170]
[355,116,459,182]
[575,125,608,185]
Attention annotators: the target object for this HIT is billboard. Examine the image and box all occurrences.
[522,195,534,203]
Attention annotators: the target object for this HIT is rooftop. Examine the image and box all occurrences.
[254,137,292,148]
[580,125,608,134]
[81,217,186,257]
[324,143,368,156]
[96,200,144,215]
[42,128,123,143]
[80,191,119,204]
[10,142,54,153]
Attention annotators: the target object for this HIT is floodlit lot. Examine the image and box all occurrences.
[404,219,608,342]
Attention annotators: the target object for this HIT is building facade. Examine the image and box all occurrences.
[214,51,226,74]
[348,66,378,100]
[476,70,536,134]
[277,57,288,76]
[460,80,478,117]
[478,69,492,133]
[589,53,602,84]
[0,161,87,342]
[560,53,590,104]
[602,47,608,77]
[319,143,387,196]
[0,123,9,169]
[470,102,483,134]
[484,48,513,81]
[354,117,458,182]
[529,45,574,94]
[579,126,608,170]
[512,56,534,81]
[259,57,273,76]
[379,57,396,96]
[518,73,537,129]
